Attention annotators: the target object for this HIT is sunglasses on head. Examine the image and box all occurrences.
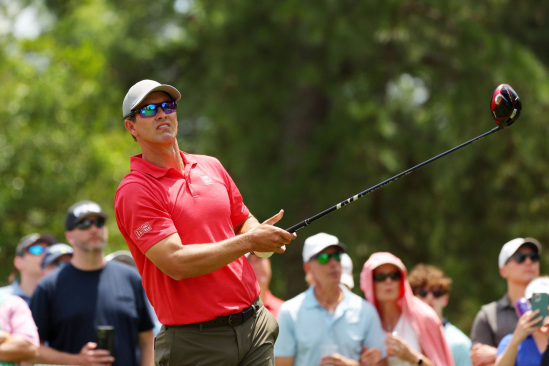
[75,218,106,230]
[507,252,540,264]
[125,101,177,119]
[27,245,46,256]
[373,271,402,282]
[313,252,342,265]
[416,288,447,298]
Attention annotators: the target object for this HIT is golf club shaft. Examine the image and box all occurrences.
[286,126,502,233]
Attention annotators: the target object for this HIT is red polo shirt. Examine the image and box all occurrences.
[114,151,259,325]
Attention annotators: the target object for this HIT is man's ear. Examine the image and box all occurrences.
[499,266,508,279]
[65,231,73,246]
[124,119,138,139]
[14,256,24,271]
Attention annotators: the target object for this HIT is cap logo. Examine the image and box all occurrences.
[200,175,214,185]
[134,222,152,238]
[73,203,102,217]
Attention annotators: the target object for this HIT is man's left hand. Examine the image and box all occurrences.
[319,353,360,366]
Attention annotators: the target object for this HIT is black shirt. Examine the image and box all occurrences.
[30,261,154,366]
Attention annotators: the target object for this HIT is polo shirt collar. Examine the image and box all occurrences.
[130,151,197,179]
[304,284,354,313]
[497,293,514,310]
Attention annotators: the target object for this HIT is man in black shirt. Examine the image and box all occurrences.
[30,200,154,366]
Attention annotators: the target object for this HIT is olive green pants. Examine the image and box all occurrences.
[154,298,278,366]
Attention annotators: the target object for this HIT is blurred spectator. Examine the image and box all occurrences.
[105,250,136,267]
[0,233,57,305]
[495,277,549,366]
[275,233,386,366]
[408,264,472,366]
[30,200,154,366]
[470,238,541,366]
[304,253,355,291]
[360,252,454,366]
[0,292,39,364]
[340,253,354,290]
[106,250,162,336]
[41,243,73,277]
[246,253,284,318]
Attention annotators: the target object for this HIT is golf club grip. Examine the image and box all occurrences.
[285,126,502,233]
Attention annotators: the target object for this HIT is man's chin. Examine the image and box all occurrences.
[81,243,106,252]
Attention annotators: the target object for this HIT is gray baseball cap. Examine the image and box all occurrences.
[122,79,181,118]
[15,233,58,256]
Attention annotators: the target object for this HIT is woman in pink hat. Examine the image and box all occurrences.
[360,252,454,366]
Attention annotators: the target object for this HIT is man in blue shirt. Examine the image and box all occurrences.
[275,233,386,366]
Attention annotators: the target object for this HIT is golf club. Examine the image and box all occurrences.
[254,83,521,257]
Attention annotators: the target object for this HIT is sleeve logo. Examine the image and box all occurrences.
[134,222,152,238]
[200,174,214,185]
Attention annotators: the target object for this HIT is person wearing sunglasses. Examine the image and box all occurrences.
[116,80,296,365]
[275,233,386,366]
[0,233,57,305]
[360,252,455,366]
[40,243,74,277]
[408,264,472,366]
[29,200,155,366]
[470,238,541,366]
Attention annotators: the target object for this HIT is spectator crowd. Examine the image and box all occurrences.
[0,200,546,365]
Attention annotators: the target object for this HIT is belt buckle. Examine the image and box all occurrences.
[228,314,241,326]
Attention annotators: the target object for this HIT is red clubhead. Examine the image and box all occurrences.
[490,84,522,128]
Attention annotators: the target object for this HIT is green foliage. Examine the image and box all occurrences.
[1,0,549,333]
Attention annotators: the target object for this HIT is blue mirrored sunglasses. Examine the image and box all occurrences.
[27,245,46,256]
[125,101,177,119]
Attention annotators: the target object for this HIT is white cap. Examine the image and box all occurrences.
[498,237,541,268]
[122,79,181,117]
[106,250,136,268]
[340,253,354,289]
[525,277,549,299]
[302,233,345,263]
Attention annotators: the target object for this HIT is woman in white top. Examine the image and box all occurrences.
[360,252,454,366]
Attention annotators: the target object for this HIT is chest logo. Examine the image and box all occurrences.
[200,174,214,185]
[134,222,152,238]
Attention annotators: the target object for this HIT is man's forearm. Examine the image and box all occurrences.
[29,345,81,365]
[0,337,37,363]
[138,330,154,366]
[235,214,260,235]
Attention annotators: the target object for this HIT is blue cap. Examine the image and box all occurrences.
[41,243,73,269]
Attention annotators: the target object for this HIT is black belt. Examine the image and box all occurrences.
[170,303,259,329]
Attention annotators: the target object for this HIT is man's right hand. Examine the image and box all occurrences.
[470,343,497,366]
[78,342,115,366]
[247,210,297,254]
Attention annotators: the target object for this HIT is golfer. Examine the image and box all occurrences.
[115,79,296,365]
